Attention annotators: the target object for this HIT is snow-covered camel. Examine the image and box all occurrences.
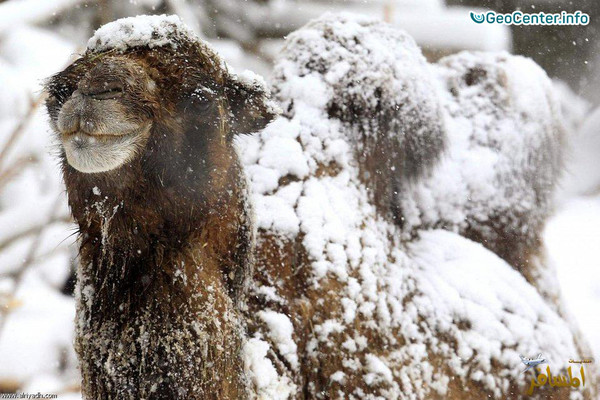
[45,14,595,400]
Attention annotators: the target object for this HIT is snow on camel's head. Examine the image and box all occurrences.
[45,15,278,174]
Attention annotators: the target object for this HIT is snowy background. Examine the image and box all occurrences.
[0,0,598,397]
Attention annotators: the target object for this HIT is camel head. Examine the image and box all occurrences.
[45,15,277,175]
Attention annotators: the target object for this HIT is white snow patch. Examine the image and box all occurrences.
[242,338,296,400]
[87,14,198,53]
[0,270,76,383]
[545,197,600,358]
[258,311,299,370]
[364,354,394,385]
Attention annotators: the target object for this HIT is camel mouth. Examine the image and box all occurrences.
[62,130,137,147]
[61,128,149,174]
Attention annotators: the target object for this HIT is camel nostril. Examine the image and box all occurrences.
[83,120,95,134]
[57,107,80,135]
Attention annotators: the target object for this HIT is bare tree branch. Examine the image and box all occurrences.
[0,93,47,172]
[0,195,64,335]
[0,154,39,191]
[0,215,72,254]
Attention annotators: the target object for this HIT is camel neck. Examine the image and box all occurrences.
[69,157,254,399]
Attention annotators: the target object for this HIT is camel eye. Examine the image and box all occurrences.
[191,87,214,111]
[89,86,123,100]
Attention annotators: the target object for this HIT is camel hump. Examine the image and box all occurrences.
[269,13,447,222]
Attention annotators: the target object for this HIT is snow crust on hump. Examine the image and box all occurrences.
[237,13,584,399]
[87,14,197,53]
[398,51,564,242]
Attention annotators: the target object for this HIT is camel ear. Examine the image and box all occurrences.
[225,71,280,135]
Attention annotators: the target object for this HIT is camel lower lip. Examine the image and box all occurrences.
[61,129,145,173]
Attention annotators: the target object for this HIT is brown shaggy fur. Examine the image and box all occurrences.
[46,36,276,399]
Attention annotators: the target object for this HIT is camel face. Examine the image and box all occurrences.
[47,47,275,177]
[49,56,158,173]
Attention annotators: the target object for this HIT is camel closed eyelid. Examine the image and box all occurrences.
[88,87,124,100]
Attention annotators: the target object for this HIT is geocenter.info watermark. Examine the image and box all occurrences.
[470,10,590,25]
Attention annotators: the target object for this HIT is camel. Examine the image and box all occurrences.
[46,14,595,400]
